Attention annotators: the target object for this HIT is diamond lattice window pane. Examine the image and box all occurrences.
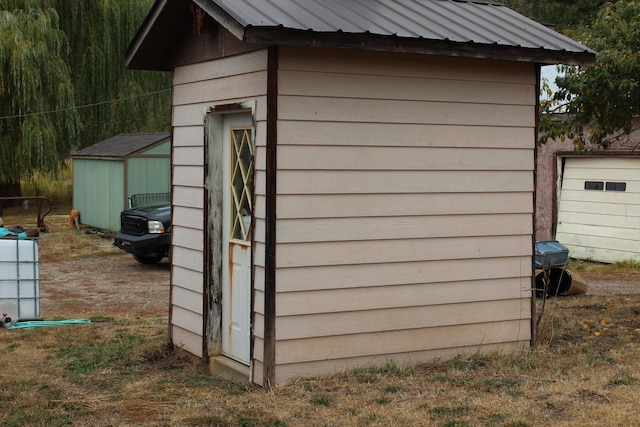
[230,127,253,241]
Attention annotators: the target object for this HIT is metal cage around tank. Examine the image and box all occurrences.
[0,238,41,321]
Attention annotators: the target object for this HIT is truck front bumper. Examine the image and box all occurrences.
[113,232,171,256]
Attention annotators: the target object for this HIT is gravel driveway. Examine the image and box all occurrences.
[40,253,170,320]
[577,269,640,295]
[38,254,639,322]
[27,213,637,323]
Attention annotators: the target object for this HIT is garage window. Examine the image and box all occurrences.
[606,182,626,192]
[584,181,604,190]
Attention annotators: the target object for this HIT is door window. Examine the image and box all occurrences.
[230,127,254,242]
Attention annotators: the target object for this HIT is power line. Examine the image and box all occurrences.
[0,89,171,121]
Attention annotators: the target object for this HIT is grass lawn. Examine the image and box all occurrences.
[1,293,639,426]
[1,205,639,426]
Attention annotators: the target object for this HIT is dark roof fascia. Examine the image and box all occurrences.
[126,0,192,70]
[73,153,170,162]
[126,0,166,68]
[244,26,596,66]
[192,0,244,40]
[555,151,640,158]
[72,155,128,162]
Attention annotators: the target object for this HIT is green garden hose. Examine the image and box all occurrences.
[9,319,91,329]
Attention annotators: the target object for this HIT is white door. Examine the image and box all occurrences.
[221,113,253,364]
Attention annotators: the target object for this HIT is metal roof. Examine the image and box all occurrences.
[201,0,593,54]
[126,0,595,70]
[72,133,170,159]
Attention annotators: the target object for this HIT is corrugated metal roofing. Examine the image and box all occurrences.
[206,0,593,54]
[72,133,170,158]
[126,0,595,70]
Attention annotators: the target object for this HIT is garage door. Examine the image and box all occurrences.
[556,157,640,263]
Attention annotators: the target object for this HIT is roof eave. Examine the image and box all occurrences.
[126,0,194,71]
[192,0,245,40]
[126,0,169,69]
[244,27,596,66]
[71,155,124,161]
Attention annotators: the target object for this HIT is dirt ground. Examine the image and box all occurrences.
[578,269,640,295]
[38,221,170,320]
[40,253,170,320]
[37,244,637,322]
[2,210,170,320]
[5,208,640,427]
[5,208,639,322]
[38,255,635,322]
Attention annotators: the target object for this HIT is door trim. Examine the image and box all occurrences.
[203,101,256,374]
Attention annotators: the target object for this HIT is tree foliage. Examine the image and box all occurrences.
[51,0,170,149]
[539,0,640,150]
[504,0,605,30]
[0,0,170,191]
[0,4,81,186]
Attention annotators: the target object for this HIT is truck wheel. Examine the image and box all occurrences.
[133,253,164,264]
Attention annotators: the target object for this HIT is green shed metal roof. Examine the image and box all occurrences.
[72,133,170,160]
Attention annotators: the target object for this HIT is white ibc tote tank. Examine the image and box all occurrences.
[0,238,41,321]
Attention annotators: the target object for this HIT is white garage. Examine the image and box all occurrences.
[556,156,640,263]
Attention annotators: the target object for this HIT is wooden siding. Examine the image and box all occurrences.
[556,157,640,263]
[126,157,170,198]
[272,47,535,384]
[143,140,171,155]
[274,341,527,382]
[170,49,268,361]
[72,159,124,231]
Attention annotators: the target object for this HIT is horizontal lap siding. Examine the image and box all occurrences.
[72,159,124,231]
[278,170,532,193]
[277,341,526,383]
[275,257,531,292]
[273,47,535,383]
[170,50,268,359]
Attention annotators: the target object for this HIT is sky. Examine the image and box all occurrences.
[540,65,561,100]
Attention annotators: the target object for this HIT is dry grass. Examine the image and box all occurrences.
[19,160,74,206]
[1,207,640,426]
[2,205,118,262]
[568,257,640,275]
[2,296,640,426]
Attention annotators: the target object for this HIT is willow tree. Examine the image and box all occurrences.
[503,0,605,30]
[0,0,170,196]
[52,0,171,150]
[0,5,81,196]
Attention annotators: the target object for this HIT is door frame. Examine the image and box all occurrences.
[203,101,256,377]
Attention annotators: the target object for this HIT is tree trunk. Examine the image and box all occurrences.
[0,181,22,211]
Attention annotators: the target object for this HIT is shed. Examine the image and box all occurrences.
[126,0,595,387]
[71,133,171,231]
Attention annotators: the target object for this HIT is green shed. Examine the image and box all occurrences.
[71,133,171,231]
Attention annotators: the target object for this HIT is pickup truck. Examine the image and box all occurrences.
[113,201,171,264]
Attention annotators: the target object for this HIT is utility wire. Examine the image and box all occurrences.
[0,88,171,121]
